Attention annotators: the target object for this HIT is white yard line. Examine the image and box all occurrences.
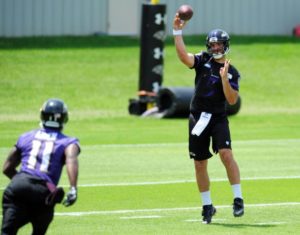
[75,175,300,187]
[120,215,162,219]
[84,138,300,149]
[185,219,286,225]
[185,218,226,222]
[55,202,300,217]
[1,138,300,153]
[253,222,286,225]
[1,138,299,152]
[1,175,298,191]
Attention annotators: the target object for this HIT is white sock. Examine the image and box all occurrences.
[201,191,212,206]
[232,184,243,199]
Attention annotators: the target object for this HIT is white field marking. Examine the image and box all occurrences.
[185,218,226,222]
[185,219,286,225]
[254,222,286,225]
[1,175,299,191]
[70,175,300,188]
[120,215,162,219]
[0,138,299,153]
[84,138,300,149]
[54,202,300,217]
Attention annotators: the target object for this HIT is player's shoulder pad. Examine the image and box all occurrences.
[195,51,211,64]
[195,51,211,62]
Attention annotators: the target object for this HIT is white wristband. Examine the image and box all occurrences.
[173,29,182,36]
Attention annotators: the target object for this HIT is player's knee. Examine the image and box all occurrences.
[194,159,207,171]
[219,149,233,163]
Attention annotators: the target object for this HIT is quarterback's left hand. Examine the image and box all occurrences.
[63,186,77,207]
[220,59,230,80]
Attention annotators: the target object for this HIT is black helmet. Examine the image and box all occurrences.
[40,98,68,130]
[206,29,230,59]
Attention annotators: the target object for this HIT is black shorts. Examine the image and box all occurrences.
[189,112,232,161]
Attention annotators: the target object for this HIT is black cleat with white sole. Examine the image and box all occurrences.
[202,204,216,224]
[233,198,244,217]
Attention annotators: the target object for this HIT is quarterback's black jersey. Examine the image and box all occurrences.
[190,51,240,114]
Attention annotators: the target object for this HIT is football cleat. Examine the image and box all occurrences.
[202,204,216,224]
[233,198,244,217]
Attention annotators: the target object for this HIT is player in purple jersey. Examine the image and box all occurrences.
[1,98,80,235]
[173,14,244,224]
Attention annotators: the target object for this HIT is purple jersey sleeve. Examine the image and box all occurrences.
[16,128,80,185]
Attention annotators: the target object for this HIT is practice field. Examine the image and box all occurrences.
[0,36,300,234]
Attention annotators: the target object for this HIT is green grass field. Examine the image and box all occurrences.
[0,35,300,234]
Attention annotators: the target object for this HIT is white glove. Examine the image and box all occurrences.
[63,186,77,207]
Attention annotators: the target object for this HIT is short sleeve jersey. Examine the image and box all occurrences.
[190,51,241,114]
[15,128,80,185]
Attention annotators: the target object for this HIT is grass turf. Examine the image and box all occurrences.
[0,35,300,234]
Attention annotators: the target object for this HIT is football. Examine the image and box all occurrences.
[177,5,193,21]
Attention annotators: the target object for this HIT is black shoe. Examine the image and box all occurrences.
[233,198,244,217]
[201,204,216,224]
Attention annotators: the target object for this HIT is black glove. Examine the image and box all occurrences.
[63,186,77,207]
[45,187,65,206]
